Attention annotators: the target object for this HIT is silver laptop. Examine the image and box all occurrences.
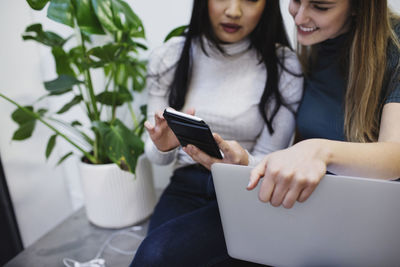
[211,163,400,267]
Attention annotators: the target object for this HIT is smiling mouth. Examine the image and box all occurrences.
[221,23,241,33]
[298,25,319,33]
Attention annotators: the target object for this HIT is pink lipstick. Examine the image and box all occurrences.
[221,23,241,33]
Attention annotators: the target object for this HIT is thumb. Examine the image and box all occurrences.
[185,107,196,116]
[213,133,229,152]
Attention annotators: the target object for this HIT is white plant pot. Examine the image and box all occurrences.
[79,155,157,228]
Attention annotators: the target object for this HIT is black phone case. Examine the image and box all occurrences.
[163,109,223,159]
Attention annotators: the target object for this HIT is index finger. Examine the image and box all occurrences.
[247,157,268,190]
[155,111,166,125]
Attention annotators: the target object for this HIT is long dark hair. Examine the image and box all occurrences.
[169,0,295,134]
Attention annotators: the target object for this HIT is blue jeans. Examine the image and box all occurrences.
[130,165,266,267]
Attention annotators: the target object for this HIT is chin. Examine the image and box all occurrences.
[297,37,319,46]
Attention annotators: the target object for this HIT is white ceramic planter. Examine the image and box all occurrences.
[79,155,157,228]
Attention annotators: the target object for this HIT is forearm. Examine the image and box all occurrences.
[309,139,400,179]
[144,137,178,165]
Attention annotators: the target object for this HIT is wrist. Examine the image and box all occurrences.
[241,150,249,166]
[299,139,333,166]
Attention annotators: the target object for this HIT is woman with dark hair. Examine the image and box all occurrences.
[248,0,400,209]
[131,0,303,265]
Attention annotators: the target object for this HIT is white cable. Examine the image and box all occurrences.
[63,258,106,267]
[107,231,145,255]
[62,225,144,267]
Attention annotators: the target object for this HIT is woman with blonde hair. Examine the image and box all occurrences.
[246,0,400,209]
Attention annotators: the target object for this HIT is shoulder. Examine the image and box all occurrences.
[275,45,304,103]
[388,19,400,58]
[276,45,303,76]
[392,18,400,38]
[147,36,186,75]
[384,18,400,103]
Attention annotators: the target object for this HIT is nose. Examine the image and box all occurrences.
[293,5,310,25]
[225,0,242,19]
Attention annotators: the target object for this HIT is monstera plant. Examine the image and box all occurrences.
[0,0,148,174]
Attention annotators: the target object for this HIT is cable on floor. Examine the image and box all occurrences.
[62,225,144,267]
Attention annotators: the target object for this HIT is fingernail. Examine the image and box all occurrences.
[247,180,252,188]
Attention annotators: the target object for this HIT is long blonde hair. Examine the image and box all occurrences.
[298,0,400,142]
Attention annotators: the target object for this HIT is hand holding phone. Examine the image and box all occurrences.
[184,132,250,170]
[163,108,223,159]
[144,110,180,152]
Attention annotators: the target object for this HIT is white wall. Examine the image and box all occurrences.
[0,0,191,247]
[1,0,399,248]
[0,1,74,247]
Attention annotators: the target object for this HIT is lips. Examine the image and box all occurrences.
[221,23,241,33]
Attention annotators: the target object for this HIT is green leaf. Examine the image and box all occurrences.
[22,24,66,47]
[164,25,188,42]
[44,75,82,95]
[92,119,144,173]
[91,0,119,32]
[52,46,75,76]
[57,95,83,114]
[78,130,94,146]
[11,106,41,141]
[135,42,147,51]
[96,86,132,106]
[111,0,145,37]
[57,151,73,165]
[135,104,147,137]
[46,134,57,159]
[26,0,50,10]
[47,0,74,28]
[87,43,121,63]
[68,46,85,73]
[125,59,146,92]
[91,0,145,38]
[12,120,36,140]
[72,0,105,34]
[140,104,147,117]
[11,106,35,125]
[71,120,83,126]
[38,108,48,116]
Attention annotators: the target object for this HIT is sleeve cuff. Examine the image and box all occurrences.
[145,139,178,165]
[247,150,266,167]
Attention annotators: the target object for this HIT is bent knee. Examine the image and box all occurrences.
[130,234,179,267]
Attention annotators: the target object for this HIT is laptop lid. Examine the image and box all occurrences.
[211,163,400,267]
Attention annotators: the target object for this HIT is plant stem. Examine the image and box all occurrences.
[128,102,138,128]
[79,31,99,121]
[111,65,118,122]
[99,71,114,115]
[79,30,100,161]
[77,84,94,120]
[0,93,97,163]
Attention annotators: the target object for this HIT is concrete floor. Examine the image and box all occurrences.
[5,208,149,267]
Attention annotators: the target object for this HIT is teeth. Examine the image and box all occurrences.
[299,25,317,32]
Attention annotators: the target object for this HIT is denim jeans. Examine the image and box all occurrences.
[130,165,266,267]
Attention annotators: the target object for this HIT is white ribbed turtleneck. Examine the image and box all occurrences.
[144,36,303,169]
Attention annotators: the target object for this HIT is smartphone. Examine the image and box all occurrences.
[163,108,223,159]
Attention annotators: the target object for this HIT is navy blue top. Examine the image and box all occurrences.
[296,26,400,141]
